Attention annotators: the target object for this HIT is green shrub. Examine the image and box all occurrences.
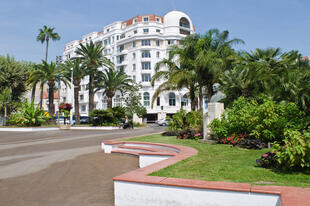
[89,109,114,126]
[89,107,126,126]
[273,129,310,170]
[111,106,126,120]
[167,109,202,139]
[7,100,49,127]
[209,97,308,143]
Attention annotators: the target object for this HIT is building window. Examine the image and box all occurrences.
[142,51,151,58]
[114,95,122,107]
[179,17,190,28]
[134,30,137,34]
[156,29,161,33]
[133,75,136,82]
[169,92,176,106]
[116,35,119,40]
[141,40,151,46]
[102,96,107,110]
[79,95,84,101]
[157,97,160,106]
[143,92,150,107]
[143,28,149,33]
[156,40,160,46]
[142,74,151,82]
[143,17,149,22]
[81,105,86,112]
[133,64,136,71]
[168,40,174,45]
[117,45,124,52]
[133,52,136,59]
[134,18,138,23]
[156,51,160,58]
[120,33,125,39]
[181,94,188,107]
[133,41,136,47]
[63,97,66,102]
[141,62,151,70]
[156,17,161,22]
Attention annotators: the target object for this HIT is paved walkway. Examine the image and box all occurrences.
[0,126,164,206]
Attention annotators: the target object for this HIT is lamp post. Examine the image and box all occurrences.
[56,55,62,126]
[70,67,74,125]
[203,91,208,141]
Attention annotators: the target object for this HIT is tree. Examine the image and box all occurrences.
[75,41,112,117]
[151,34,201,111]
[36,25,61,108]
[124,86,147,119]
[28,61,69,121]
[195,29,244,107]
[0,88,11,125]
[0,55,33,114]
[94,66,133,108]
[61,58,87,124]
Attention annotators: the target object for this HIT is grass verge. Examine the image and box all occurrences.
[123,134,310,188]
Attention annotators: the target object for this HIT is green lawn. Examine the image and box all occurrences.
[124,134,310,188]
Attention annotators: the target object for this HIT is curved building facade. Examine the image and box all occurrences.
[62,11,195,122]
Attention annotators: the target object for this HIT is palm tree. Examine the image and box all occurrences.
[36,25,61,108]
[196,29,244,106]
[151,53,198,111]
[28,61,69,122]
[94,67,133,108]
[151,34,200,111]
[75,41,112,117]
[61,59,87,124]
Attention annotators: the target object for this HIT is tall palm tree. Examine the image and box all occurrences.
[151,34,200,111]
[36,25,61,108]
[94,67,133,108]
[28,61,69,122]
[75,41,112,117]
[151,52,198,111]
[196,29,244,106]
[61,59,87,124]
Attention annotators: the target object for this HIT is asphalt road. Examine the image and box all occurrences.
[0,126,165,206]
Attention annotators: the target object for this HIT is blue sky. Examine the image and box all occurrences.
[1,0,310,63]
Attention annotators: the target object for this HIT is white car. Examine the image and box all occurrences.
[155,119,169,126]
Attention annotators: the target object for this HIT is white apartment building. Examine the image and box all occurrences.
[61,10,195,122]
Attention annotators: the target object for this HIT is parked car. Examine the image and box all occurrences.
[80,116,89,124]
[54,116,75,125]
[155,119,169,126]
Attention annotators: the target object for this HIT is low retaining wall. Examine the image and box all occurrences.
[0,127,59,132]
[102,141,310,206]
[71,126,120,130]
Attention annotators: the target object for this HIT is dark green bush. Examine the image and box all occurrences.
[89,107,126,126]
[209,97,309,143]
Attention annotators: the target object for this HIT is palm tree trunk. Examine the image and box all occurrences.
[89,74,95,121]
[189,87,196,111]
[31,84,36,103]
[45,38,49,62]
[39,85,43,109]
[199,86,203,110]
[207,85,213,101]
[107,96,113,109]
[48,81,56,124]
[74,80,80,124]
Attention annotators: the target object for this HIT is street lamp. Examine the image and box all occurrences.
[70,67,74,125]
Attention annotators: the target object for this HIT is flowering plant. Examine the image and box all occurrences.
[219,134,247,145]
[256,151,277,168]
[59,103,72,111]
